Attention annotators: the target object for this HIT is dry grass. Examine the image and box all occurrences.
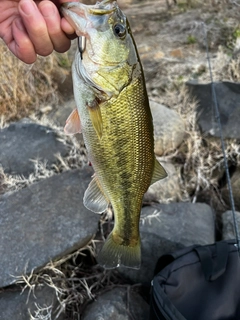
[15,239,129,320]
[151,13,240,204]
[156,84,240,207]
[0,41,72,123]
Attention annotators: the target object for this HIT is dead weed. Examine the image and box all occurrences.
[0,41,70,123]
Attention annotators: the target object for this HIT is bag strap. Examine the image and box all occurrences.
[194,241,229,281]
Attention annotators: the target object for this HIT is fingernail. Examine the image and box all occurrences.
[40,2,56,18]
[20,0,37,16]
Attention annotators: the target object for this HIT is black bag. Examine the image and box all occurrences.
[150,240,240,320]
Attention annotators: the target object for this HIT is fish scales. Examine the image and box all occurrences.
[87,71,154,244]
[62,0,167,269]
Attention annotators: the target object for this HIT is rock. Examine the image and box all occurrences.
[52,68,73,101]
[187,81,240,139]
[150,101,185,155]
[0,284,65,320]
[82,287,149,320]
[221,168,240,211]
[49,99,84,144]
[0,167,100,288]
[0,122,68,176]
[50,99,76,127]
[141,202,215,247]
[222,210,240,240]
[144,161,182,203]
[119,202,215,285]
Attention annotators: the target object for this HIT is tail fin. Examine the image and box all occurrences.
[97,232,141,269]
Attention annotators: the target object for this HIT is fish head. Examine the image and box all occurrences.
[61,0,138,96]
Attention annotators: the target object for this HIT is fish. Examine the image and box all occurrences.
[61,0,167,269]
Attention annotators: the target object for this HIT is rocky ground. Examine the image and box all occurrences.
[0,0,240,319]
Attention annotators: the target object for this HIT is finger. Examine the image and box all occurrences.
[38,1,71,53]
[0,2,19,44]
[19,0,53,56]
[60,17,77,38]
[8,18,37,64]
[59,0,78,37]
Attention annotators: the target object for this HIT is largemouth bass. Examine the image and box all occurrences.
[61,0,167,269]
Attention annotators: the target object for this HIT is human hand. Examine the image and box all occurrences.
[0,0,77,64]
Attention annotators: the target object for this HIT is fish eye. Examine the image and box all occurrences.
[113,23,126,39]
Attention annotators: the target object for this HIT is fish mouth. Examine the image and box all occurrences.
[61,1,117,37]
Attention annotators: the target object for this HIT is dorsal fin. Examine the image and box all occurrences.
[151,158,167,185]
[83,175,109,213]
[64,108,81,135]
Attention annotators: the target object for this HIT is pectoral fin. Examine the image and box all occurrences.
[64,108,81,135]
[83,175,109,213]
[151,158,167,185]
[88,103,103,139]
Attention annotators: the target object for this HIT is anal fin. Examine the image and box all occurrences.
[151,158,167,185]
[83,175,109,213]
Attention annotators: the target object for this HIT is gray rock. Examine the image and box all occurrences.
[0,167,100,288]
[0,284,65,320]
[187,81,240,139]
[49,99,84,144]
[53,69,73,101]
[144,161,182,203]
[50,99,76,127]
[222,210,240,240]
[82,287,149,320]
[119,202,215,285]
[0,122,68,176]
[141,202,215,247]
[150,101,185,156]
[221,168,240,211]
